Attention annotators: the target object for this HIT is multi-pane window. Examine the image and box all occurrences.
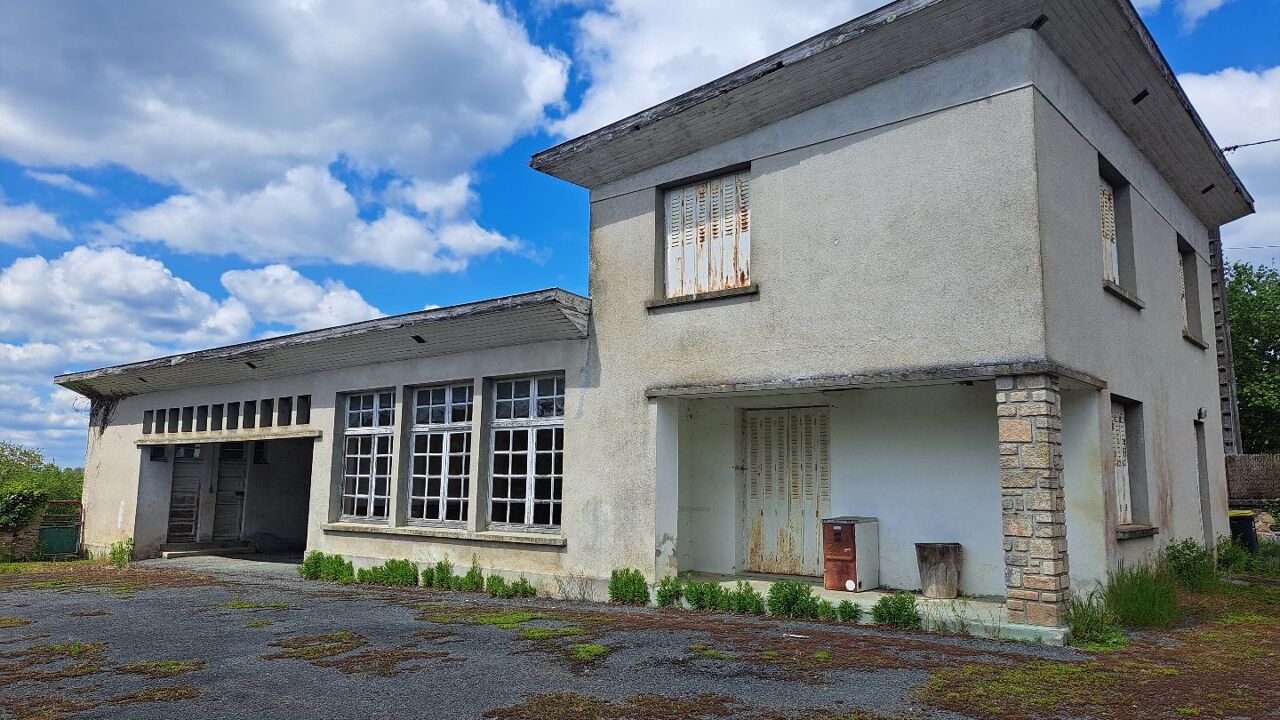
[341,391,395,521]
[490,376,565,528]
[409,385,473,524]
[663,171,751,298]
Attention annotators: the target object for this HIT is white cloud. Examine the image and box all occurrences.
[24,170,96,197]
[117,165,520,273]
[0,247,389,463]
[1130,0,1234,29]
[553,1,889,138]
[0,196,70,245]
[0,246,252,348]
[221,264,383,331]
[1181,66,1280,267]
[0,1,567,193]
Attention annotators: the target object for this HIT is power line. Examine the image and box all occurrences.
[1222,137,1280,153]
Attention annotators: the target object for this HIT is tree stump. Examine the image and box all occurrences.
[915,543,963,599]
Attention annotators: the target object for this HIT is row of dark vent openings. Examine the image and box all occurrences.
[142,396,312,435]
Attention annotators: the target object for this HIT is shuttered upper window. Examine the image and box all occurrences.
[663,171,751,298]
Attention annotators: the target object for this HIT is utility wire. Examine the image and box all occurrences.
[1222,137,1280,153]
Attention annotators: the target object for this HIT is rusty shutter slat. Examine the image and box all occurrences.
[663,171,751,298]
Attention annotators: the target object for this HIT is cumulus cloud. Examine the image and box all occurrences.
[0,246,252,348]
[1130,0,1234,29]
[117,165,520,272]
[0,196,70,245]
[24,170,97,197]
[221,264,383,331]
[0,0,568,192]
[0,247,386,462]
[552,1,888,138]
[0,1,563,273]
[1181,66,1280,266]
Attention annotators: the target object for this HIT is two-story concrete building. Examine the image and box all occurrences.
[57,0,1253,629]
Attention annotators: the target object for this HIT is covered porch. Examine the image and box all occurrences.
[652,369,1105,631]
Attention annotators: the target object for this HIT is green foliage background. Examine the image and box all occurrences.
[0,441,84,500]
[1226,262,1280,453]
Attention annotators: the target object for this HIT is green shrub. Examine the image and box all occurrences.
[374,559,418,586]
[816,599,838,621]
[1103,562,1179,629]
[486,574,508,598]
[1066,591,1126,651]
[299,551,325,580]
[420,565,436,589]
[1216,536,1250,574]
[766,581,819,619]
[507,576,537,598]
[0,489,48,532]
[319,553,354,584]
[726,581,765,615]
[683,578,726,611]
[1162,538,1220,591]
[458,557,485,593]
[837,599,863,623]
[107,537,133,569]
[608,568,648,604]
[656,575,683,607]
[870,592,921,629]
[430,557,455,589]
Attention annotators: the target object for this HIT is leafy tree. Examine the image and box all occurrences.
[1226,262,1280,453]
[0,441,83,500]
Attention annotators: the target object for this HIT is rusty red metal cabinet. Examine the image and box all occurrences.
[821,516,879,592]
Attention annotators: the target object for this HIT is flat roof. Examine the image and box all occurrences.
[56,289,590,398]
[531,0,1253,227]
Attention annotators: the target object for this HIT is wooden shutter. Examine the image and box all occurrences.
[1111,402,1133,525]
[1100,181,1119,283]
[664,171,750,297]
[1178,253,1189,331]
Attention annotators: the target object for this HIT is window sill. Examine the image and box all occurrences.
[1102,280,1145,310]
[1116,524,1159,541]
[1182,330,1209,350]
[320,522,567,547]
[646,283,759,311]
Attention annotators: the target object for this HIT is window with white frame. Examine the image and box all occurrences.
[663,170,751,298]
[409,384,473,524]
[341,390,395,521]
[490,375,565,528]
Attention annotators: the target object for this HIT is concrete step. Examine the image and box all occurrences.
[160,543,255,559]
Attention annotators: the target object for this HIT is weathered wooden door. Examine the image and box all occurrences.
[167,450,203,543]
[742,408,831,576]
[212,443,247,541]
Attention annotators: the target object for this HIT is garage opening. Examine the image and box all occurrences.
[160,438,312,553]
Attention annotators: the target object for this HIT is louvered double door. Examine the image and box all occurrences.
[742,408,831,577]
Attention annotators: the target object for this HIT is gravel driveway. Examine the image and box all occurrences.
[0,555,1083,720]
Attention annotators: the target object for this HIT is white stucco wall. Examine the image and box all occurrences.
[1029,32,1229,567]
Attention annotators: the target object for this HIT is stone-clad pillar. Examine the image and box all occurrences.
[997,374,1069,627]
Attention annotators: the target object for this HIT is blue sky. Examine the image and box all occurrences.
[0,0,1277,465]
